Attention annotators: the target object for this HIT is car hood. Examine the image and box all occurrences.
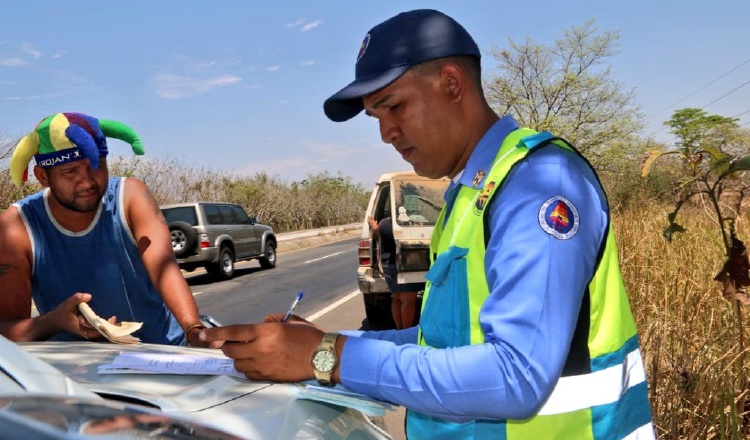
[20,342,268,413]
[20,341,392,439]
[0,338,96,399]
[0,395,244,439]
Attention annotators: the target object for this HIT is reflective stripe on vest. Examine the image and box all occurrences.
[539,346,645,415]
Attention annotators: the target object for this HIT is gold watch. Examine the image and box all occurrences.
[311,332,339,386]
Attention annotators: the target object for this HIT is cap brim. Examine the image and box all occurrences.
[323,65,410,122]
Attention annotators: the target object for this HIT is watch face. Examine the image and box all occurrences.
[313,350,336,373]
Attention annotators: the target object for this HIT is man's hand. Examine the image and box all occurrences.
[48,293,108,341]
[199,323,325,382]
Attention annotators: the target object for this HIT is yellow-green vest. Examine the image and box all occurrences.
[408,128,653,439]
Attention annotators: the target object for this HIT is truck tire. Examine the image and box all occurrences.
[207,247,235,280]
[168,221,197,258]
[259,241,277,269]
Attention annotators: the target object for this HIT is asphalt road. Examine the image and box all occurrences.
[187,237,363,326]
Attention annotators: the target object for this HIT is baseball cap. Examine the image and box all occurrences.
[323,9,480,122]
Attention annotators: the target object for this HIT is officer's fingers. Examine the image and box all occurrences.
[264,313,286,323]
[200,324,260,343]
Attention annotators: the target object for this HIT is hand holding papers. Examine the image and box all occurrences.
[78,302,143,344]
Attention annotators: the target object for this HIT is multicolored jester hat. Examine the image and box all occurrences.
[9,112,145,187]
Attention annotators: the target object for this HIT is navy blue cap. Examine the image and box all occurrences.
[323,9,480,122]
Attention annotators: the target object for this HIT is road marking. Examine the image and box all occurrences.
[193,291,204,296]
[306,289,360,322]
[303,251,345,264]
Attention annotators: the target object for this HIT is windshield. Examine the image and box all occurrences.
[392,178,449,226]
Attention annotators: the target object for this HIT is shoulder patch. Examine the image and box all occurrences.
[538,195,579,239]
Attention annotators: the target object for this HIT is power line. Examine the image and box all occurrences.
[648,75,750,137]
[647,57,750,119]
[701,78,750,109]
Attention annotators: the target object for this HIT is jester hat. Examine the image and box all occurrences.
[9,112,145,187]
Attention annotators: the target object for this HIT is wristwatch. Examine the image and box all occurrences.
[311,332,339,386]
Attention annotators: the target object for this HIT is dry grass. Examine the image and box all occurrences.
[617,200,750,439]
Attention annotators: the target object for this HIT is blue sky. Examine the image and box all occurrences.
[1,1,748,186]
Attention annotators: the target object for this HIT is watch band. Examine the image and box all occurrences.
[312,332,339,385]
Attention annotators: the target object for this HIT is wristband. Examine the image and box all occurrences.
[185,323,205,336]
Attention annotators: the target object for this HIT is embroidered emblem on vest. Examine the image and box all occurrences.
[474,181,495,213]
[471,170,486,187]
[538,195,579,239]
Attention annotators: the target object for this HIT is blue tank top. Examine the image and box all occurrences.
[14,177,184,345]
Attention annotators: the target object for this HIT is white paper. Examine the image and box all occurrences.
[98,352,245,378]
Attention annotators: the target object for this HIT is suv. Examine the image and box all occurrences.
[160,202,277,280]
[358,172,450,329]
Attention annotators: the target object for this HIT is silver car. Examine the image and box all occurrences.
[9,338,392,439]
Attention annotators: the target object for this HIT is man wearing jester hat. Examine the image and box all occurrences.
[0,112,216,347]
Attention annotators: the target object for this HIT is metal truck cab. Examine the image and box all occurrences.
[357,172,449,329]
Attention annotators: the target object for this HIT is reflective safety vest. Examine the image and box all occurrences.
[408,128,654,439]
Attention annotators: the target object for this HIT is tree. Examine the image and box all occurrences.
[643,108,745,273]
[0,131,40,210]
[642,109,745,218]
[659,108,746,176]
[484,20,642,165]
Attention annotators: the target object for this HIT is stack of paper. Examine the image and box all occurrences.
[98,352,245,377]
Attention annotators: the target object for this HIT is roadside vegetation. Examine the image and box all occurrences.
[0,137,370,233]
[1,21,750,439]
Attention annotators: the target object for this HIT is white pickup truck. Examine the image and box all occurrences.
[357,171,450,329]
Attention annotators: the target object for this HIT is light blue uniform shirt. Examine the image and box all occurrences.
[340,116,609,421]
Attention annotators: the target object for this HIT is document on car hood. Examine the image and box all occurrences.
[97,352,245,378]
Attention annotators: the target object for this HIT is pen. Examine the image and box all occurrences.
[281,291,304,322]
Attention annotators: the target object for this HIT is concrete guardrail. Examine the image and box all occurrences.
[276,223,361,242]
